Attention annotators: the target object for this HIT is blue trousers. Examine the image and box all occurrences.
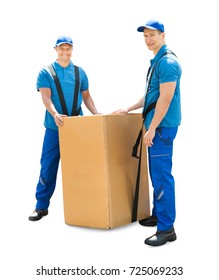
[148,127,178,231]
[35,128,60,210]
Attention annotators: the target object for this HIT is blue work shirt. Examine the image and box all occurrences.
[36,60,89,130]
[144,45,182,129]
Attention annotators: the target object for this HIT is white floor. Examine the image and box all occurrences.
[2,164,217,279]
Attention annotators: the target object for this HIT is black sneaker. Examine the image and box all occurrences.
[139,215,158,226]
[144,227,177,246]
[28,209,48,221]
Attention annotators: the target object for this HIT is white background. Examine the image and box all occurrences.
[1,0,218,279]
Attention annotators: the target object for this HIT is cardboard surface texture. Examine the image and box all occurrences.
[59,114,150,229]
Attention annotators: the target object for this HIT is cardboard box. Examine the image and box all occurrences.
[59,113,150,229]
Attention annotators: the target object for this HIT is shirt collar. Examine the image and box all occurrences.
[54,60,74,70]
[150,44,169,64]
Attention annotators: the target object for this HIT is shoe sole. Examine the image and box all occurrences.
[139,221,157,227]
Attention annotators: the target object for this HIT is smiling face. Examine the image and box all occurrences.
[55,43,73,66]
[143,28,165,55]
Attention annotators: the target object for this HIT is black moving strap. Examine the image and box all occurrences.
[71,65,80,116]
[132,102,157,159]
[48,64,80,116]
[48,64,68,116]
[131,51,176,222]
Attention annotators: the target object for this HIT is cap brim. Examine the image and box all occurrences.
[56,42,73,46]
[137,25,158,32]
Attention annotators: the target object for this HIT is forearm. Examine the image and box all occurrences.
[143,98,170,147]
[149,82,175,129]
[112,96,144,115]
[149,98,170,129]
[126,96,145,112]
[40,88,60,118]
[42,96,59,117]
[83,96,99,114]
[143,82,176,147]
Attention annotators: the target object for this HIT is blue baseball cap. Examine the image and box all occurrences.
[55,35,73,47]
[137,19,165,33]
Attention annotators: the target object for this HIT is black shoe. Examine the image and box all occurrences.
[144,227,177,246]
[28,209,48,221]
[139,215,158,226]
